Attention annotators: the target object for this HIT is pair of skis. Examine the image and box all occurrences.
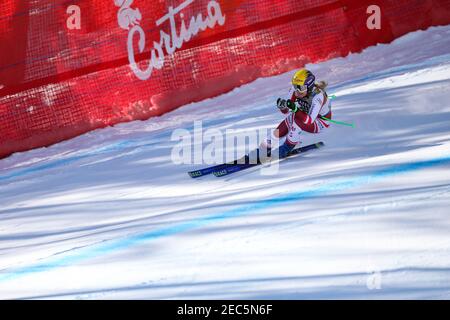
[188,142,324,178]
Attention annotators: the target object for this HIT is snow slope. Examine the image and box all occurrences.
[1,25,450,300]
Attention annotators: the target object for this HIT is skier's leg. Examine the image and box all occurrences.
[261,114,329,161]
[251,117,289,163]
[278,142,296,158]
[277,113,302,159]
[259,117,289,148]
[293,111,319,133]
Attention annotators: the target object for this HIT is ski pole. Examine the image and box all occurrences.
[324,94,355,127]
[320,116,355,128]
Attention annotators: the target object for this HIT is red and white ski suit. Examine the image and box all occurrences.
[277,88,332,146]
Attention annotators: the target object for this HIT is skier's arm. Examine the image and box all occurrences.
[308,93,326,123]
[294,93,325,126]
[276,90,297,114]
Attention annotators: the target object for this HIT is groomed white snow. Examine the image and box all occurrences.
[0,25,450,300]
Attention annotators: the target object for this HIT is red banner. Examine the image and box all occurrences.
[1,0,449,158]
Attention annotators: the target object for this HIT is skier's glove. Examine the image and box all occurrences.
[276,98,287,110]
[286,99,296,111]
[277,98,296,112]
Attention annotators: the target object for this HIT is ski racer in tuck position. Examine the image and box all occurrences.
[187,68,331,177]
[258,68,332,160]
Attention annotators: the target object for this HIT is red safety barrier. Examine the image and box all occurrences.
[1,0,449,159]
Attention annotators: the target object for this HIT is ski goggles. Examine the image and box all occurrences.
[294,84,308,93]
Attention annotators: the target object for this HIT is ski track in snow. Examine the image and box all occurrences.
[1,25,450,299]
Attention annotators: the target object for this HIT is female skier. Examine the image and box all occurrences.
[263,68,332,159]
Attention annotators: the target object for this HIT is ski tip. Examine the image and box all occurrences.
[316,141,325,148]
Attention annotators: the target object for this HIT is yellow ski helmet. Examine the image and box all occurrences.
[292,69,315,92]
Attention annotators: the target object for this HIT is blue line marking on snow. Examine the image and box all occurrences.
[0,140,158,182]
[0,155,449,282]
[0,154,89,181]
[0,119,211,183]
